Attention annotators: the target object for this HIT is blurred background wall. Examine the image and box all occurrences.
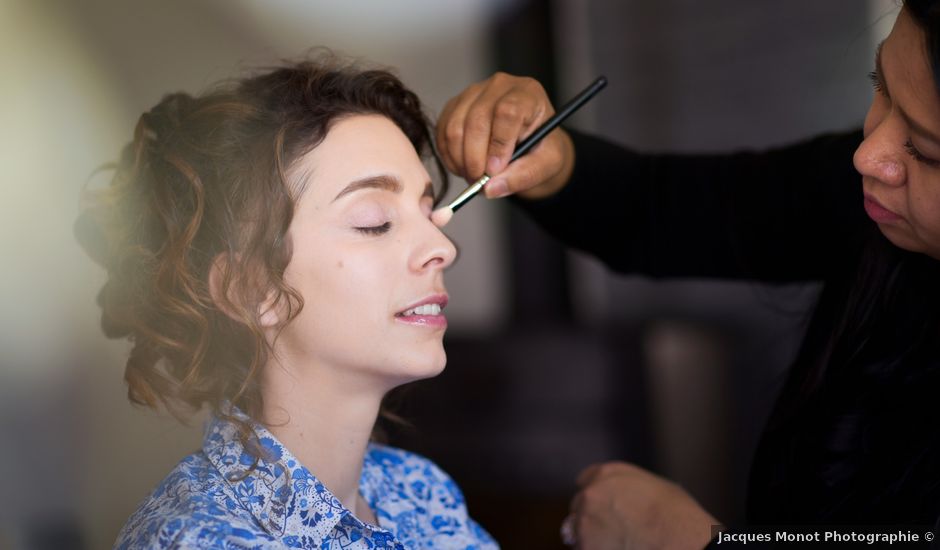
[0,0,895,548]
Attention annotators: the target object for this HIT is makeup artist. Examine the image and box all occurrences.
[434,1,940,548]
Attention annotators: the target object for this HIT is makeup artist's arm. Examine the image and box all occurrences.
[515,128,866,281]
[437,73,866,281]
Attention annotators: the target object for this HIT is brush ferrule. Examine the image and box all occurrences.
[447,174,491,212]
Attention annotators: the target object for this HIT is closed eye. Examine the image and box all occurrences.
[904,139,940,168]
[355,222,391,235]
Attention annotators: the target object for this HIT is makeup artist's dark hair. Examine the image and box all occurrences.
[75,54,447,452]
[752,1,940,522]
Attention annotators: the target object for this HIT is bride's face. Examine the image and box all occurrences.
[271,114,456,387]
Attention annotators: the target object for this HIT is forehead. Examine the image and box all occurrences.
[885,9,940,119]
[291,114,429,200]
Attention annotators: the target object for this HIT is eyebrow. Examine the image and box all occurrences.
[875,41,940,145]
[331,174,436,202]
[332,175,402,202]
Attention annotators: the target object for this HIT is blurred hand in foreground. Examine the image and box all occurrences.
[566,461,718,550]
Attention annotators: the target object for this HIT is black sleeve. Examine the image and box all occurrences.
[512,128,870,283]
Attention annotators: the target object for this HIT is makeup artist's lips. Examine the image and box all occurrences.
[394,293,448,328]
[863,194,903,223]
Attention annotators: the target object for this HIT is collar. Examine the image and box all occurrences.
[202,406,385,541]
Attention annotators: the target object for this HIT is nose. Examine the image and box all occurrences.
[853,105,907,188]
[411,219,457,272]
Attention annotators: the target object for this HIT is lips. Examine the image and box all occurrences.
[396,294,448,316]
[395,294,448,328]
[863,194,903,223]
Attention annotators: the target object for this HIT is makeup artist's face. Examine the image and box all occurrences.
[854,8,940,259]
[273,114,456,388]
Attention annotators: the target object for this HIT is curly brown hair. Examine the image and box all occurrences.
[75,56,447,449]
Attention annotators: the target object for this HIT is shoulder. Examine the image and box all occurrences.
[365,443,442,473]
[365,444,499,549]
[114,452,273,550]
[366,443,464,500]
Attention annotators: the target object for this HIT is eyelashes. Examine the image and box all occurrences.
[868,71,884,94]
[355,222,391,235]
[352,209,438,236]
[904,139,940,168]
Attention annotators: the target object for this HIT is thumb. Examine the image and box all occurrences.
[483,153,555,199]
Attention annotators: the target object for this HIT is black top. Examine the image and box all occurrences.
[514,129,940,527]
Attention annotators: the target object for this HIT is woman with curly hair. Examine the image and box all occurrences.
[77,57,497,549]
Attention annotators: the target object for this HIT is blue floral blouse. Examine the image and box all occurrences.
[114,409,498,549]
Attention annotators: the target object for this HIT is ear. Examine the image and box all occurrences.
[209,253,282,328]
[257,291,281,328]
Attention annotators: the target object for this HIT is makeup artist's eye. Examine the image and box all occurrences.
[904,139,940,168]
[867,71,886,95]
[355,222,392,235]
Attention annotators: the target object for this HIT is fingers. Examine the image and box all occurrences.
[482,78,554,176]
[481,134,559,199]
[459,90,496,182]
[465,75,550,180]
[436,73,551,183]
[437,83,484,179]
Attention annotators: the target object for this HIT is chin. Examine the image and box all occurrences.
[419,349,448,378]
[879,225,923,254]
[399,347,447,382]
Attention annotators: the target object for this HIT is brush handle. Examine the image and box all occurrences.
[509,76,607,163]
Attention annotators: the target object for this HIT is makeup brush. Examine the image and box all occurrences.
[432,75,607,226]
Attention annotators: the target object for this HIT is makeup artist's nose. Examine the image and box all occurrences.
[854,117,907,187]
[412,224,457,272]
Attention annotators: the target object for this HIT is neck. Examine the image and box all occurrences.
[261,358,386,520]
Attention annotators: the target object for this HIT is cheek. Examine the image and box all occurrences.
[908,176,940,241]
[281,249,394,361]
[308,248,395,324]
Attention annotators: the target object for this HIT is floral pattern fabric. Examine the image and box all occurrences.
[114,409,498,549]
